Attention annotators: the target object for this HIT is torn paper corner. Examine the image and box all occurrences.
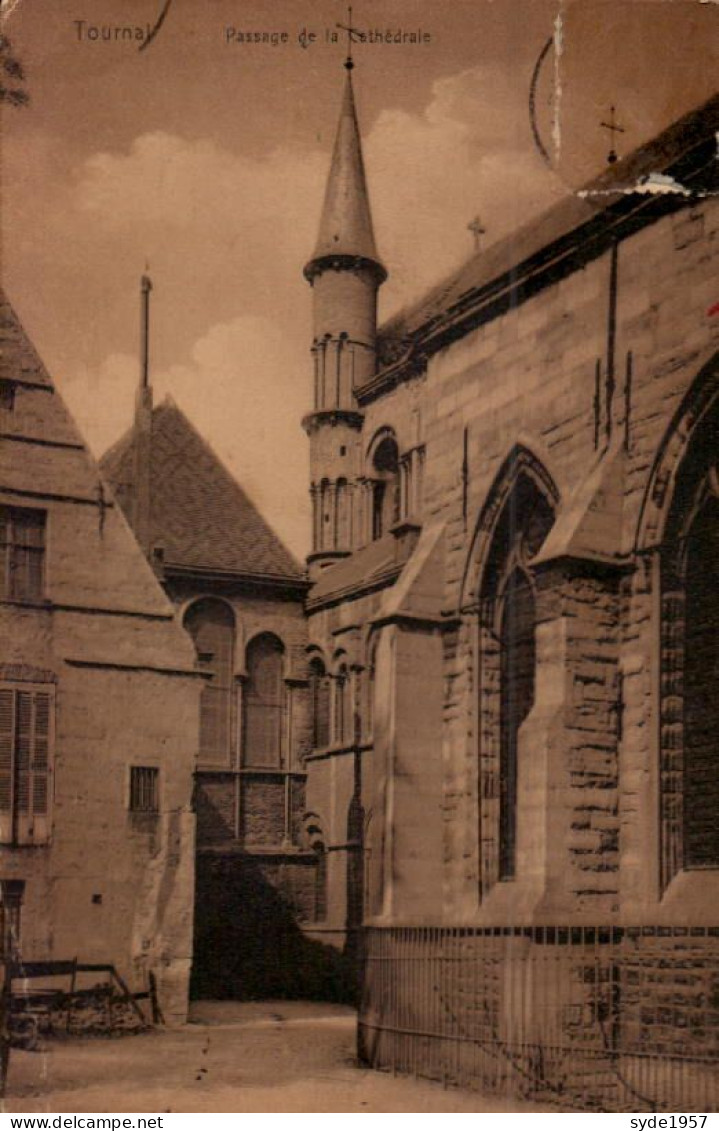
[578,172,694,200]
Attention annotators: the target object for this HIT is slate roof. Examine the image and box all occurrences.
[101,399,305,583]
[1,290,54,388]
[307,530,400,608]
[376,92,719,372]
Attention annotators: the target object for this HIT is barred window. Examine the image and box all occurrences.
[0,507,46,602]
[0,684,54,845]
[243,634,285,767]
[0,879,24,961]
[129,766,159,813]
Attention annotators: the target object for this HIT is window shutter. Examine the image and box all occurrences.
[15,689,52,845]
[14,692,32,844]
[30,691,52,842]
[0,688,15,843]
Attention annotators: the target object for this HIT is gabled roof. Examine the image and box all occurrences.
[0,289,194,633]
[1,291,54,388]
[101,399,305,584]
[305,69,385,276]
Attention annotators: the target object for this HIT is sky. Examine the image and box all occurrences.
[2,0,717,558]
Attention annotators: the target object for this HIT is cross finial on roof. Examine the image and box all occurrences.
[337,4,357,70]
[468,215,486,254]
[600,105,625,165]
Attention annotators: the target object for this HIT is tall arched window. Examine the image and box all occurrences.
[683,494,719,867]
[370,434,400,540]
[498,568,536,879]
[477,463,556,891]
[184,599,235,761]
[309,657,331,749]
[659,401,719,882]
[243,634,285,767]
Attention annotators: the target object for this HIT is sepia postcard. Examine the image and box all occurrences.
[1,0,718,1116]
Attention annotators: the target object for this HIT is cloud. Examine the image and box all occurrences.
[63,314,310,559]
[76,131,327,266]
[366,67,563,309]
[5,64,561,559]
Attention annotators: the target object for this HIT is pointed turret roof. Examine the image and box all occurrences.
[305,69,386,280]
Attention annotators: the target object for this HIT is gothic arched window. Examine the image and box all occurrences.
[659,402,719,883]
[478,466,555,890]
[498,568,536,879]
[683,494,719,867]
[243,633,285,768]
[309,657,331,749]
[184,599,235,762]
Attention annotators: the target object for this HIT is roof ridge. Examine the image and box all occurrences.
[379,91,719,350]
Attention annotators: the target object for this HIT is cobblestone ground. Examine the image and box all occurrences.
[3,1001,556,1114]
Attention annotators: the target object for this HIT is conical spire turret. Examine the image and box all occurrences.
[303,65,386,578]
[305,69,386,282]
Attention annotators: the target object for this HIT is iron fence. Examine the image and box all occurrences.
[358,925,719,1112]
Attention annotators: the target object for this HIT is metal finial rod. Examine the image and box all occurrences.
[337,4,356,70]
[140,270,152,389]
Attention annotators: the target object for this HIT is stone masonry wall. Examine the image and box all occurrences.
[347,196,719,924]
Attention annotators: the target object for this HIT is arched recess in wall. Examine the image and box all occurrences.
[183,598,236,762]
[243,632,285,768]
[308,654,331,750]
[334,477,350,551]
[318,478,331,552]
[364,632,378,743]
[366,427,400,540]
[464,445,559,896]
[333,653,353,747]
[302,813,328,923]
[636,352,719,891]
